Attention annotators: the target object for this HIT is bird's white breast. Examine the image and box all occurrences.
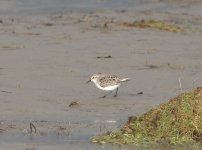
[94,82,120,91]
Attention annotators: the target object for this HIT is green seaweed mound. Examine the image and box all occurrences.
[92,87,202,146]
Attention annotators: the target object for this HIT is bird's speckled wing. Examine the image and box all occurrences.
[98,75,121,88]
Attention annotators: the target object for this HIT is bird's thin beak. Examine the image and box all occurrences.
[86,79,91,84]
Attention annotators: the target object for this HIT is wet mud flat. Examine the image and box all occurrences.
[0,1,202,149]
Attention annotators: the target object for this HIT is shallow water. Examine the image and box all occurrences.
[0,0,142,15]
[1,0,201,15]
[0,0,202,149]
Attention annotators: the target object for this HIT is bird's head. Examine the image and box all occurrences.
[86,73,101,83]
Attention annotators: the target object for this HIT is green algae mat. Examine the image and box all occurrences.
[92,87,202,147]
[121,20,185,33]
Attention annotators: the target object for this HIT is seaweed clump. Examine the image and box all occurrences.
[122,20,184,33]
[92,87,202,146]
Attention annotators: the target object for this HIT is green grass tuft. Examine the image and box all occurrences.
[92,87,202,147]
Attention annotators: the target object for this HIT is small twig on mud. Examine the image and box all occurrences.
[178,77,182,93]
[30,122,37,134]
[1,90,12,93]
[178,77,184,108]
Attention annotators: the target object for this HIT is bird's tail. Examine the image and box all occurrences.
[120,78,130,82]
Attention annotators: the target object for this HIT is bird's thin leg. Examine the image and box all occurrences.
[100,91,113,98]
[114,88,118,97]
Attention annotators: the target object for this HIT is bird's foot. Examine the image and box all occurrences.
[113,94,117,97]
[99,95,106,98]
